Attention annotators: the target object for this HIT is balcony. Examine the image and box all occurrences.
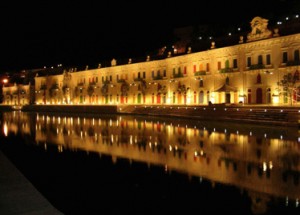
[117,79,126,83]
[249,64,265,70]
[286,60,300,67]
[133,77,144,82]
[172,72,184,79]
[102,80,111,84]
[194,71,207,76]
[219,68,234,73]
[77,82,85,87]
[152,75,163,80]
[89,82,97,86]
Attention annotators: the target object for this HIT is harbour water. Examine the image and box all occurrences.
[0,111,299,214]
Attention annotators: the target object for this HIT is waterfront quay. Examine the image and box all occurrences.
[1,103,299,127]
[1,106,300,214]
[0,148,63,215]
[119,104,300,127]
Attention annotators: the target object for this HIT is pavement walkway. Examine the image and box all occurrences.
[0,150,63,215]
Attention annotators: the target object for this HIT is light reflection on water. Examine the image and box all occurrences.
[1,111,300,214]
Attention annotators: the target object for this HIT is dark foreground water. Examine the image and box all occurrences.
[0,111,300,215]
[0,138,253,215]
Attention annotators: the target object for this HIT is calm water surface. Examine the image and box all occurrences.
[0,111,300,215]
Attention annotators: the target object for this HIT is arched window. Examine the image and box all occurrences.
[266,88,271,104]
[225,60,230,68]
[199,91,204,104]
[206,63,210,72]
[157,93,161,104]
[226,76,229,85]
[257,74,262,84]
[173,92,176,104]
[199,63,204,71]
[294,50,300,61]
[256,88,263,104]
[157,70,161,77]
[258,55,263,65]
[207,91,210,104]
[248,89,252,104]
[199,79,204,87]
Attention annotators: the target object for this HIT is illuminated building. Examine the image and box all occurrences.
[2,83,30,106]
[3,16,300,106]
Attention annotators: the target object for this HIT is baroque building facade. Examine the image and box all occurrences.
[2,83,30,106]
[4,17,300,106]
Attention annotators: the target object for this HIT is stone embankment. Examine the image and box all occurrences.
[118,104,300,127]
[21,104,118,114]
[0,104,299,127]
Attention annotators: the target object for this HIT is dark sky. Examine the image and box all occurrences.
[0,0,299,72]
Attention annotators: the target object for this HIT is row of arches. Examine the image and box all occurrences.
[80,89,266,105]
[44,86,273,105]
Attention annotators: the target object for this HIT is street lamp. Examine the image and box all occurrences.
[2,78,8,85]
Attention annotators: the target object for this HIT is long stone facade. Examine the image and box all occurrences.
[2,83,30,106]
[4,17,300,106]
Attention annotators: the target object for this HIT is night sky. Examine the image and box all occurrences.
[0,0,299,72]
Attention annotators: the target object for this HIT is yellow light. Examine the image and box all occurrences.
[269,161,273,169]
[166,97,171,104]
[3,122,8,136]
[238,95,245,103]
[210,97,215,104]
[186,97,191,104]
[272,94,279,104]
[263,162,267,172]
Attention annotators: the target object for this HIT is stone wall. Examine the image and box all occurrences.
[21,105,118,114]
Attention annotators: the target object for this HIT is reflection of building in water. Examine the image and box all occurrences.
[1,111,32,136]
[2,112,300,214]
